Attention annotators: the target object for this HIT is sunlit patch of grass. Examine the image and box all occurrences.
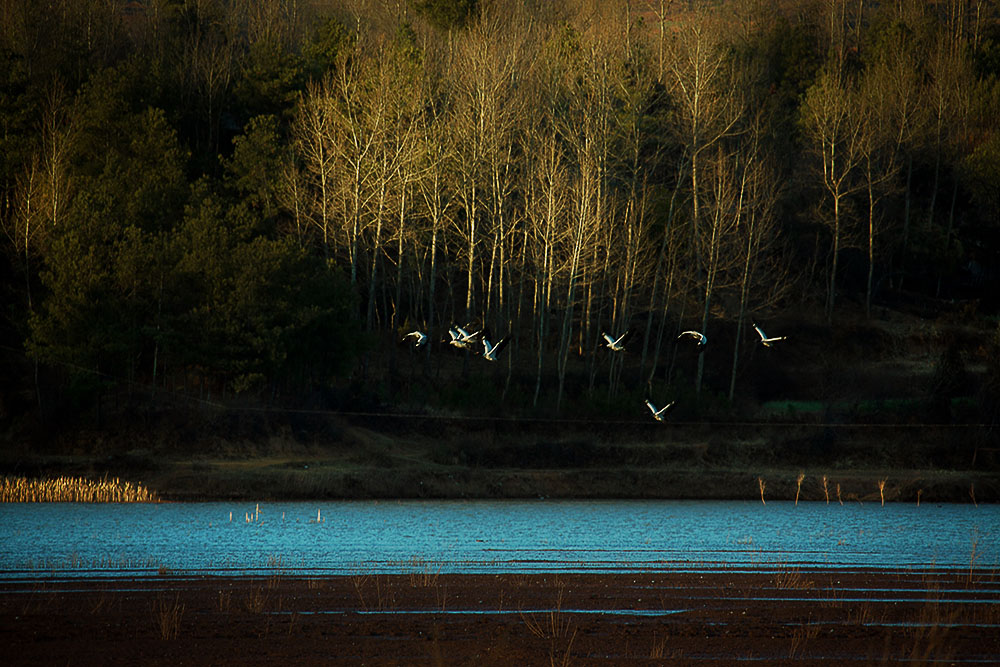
[1,475,157,502]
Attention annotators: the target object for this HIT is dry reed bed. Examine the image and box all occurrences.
[0,476,158,502]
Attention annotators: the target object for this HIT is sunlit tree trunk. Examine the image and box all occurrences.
[801,68,866,322]
[293,79,336,261]
[663,12,742,394]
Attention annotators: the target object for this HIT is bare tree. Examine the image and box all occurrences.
[728,122,785,401]
[858,59,903,316]
[662,12,743,393]
[292,78,337,260]
[800,67,866,321]
[413,64,457,346]
[182,11,235,153]
[522,54,570,407]
[328,44,385,291]
[448,7,526,325]
[924,33,974,295]
[642,158,686,391]
[871,24,927,289]
[4,157,43,310]
[276,157,307,247]
[360,45,418,331]
[39,79,73,233]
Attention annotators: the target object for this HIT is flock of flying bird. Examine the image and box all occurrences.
[403,324,511,362]
[402,320,787,422]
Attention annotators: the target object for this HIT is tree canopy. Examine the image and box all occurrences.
[1,0,998,422]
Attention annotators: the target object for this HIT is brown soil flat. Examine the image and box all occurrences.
[1,568,997,665]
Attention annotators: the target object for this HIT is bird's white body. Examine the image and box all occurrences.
[602,330,633,352]
[678,330,708,347]
[645,399,675,422]
[448,325,480,349]
[482,335,508,362]
[753,322,786,347]
[403,330,428,347]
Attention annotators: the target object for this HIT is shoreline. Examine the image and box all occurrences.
[2,464,997,504]
[3,459,997,504]
[3,569,997,664]
[4,414,998,503]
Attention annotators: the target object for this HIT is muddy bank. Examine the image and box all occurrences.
[2,569,997,665]
[3,412,998,502]
[133,461,997,504]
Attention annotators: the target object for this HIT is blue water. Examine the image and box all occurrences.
[0,500,995,578]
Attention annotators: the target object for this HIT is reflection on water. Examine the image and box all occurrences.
[0,500,995,578]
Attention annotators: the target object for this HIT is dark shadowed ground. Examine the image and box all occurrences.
[2,568,997,665]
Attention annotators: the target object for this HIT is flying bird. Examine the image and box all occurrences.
[752,321,787,347]
[602,330,634,352]
[402,330,428,347]
[447,325,480,349]
[481,335,509,362]
[645,399,675,422]
[678,330,708,348]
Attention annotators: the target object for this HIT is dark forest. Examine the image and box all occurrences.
[2,0,1000,441]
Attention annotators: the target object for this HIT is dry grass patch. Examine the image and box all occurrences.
[773,565,815,590]
[1,475,158,502]
[152,592,185,639]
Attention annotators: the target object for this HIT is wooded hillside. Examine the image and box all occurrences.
[1,0,999,432]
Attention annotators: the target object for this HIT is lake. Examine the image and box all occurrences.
[0,500,995,579]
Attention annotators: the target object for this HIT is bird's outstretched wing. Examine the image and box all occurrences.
[482,335,508,361]
[753,322,786,346]
[403,330,427,346]
[645,399,675,421]
[678,330,707,346]
[493,337,509,355]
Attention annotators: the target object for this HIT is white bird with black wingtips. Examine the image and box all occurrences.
[481,334,509,362]
[678,330,708,348]
[752,321,786,347]
[645,399,675,422]
[602,329,634,352]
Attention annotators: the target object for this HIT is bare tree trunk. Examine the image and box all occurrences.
[829,194,841,321]
[899,155,912,288]
[729,159,753,402]
[394,181,407,332]
[367,180,386,330]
